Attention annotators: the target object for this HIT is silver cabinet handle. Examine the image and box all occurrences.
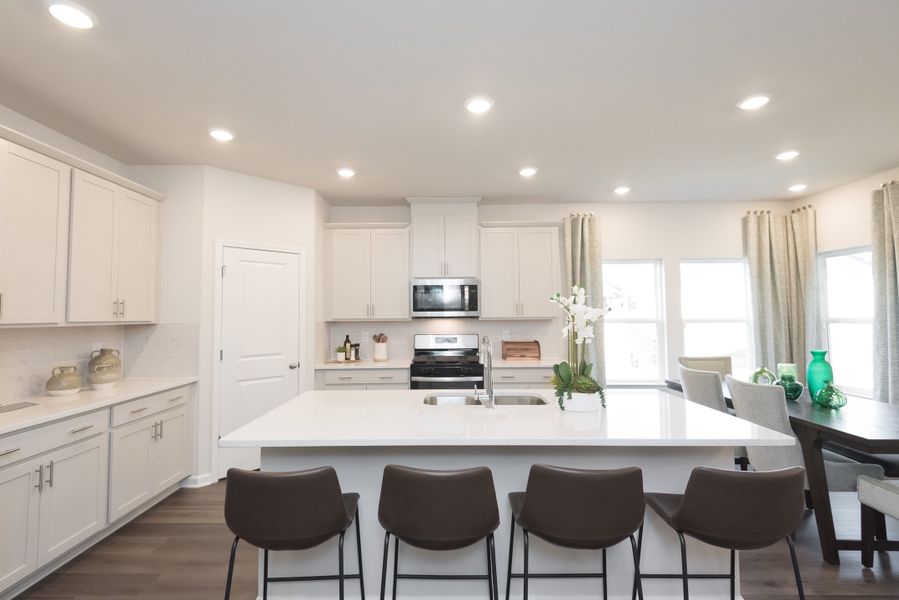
[371,304,375,317]
[169,395,183,402]
[131,407,148,414]
[121,298,126,319]
[288,363,299,369]
[46,460,54,488]
[379,376,394,380]
[113,299,119,319]
[500,375,515,379]
[0,448,21,458]
[70,424,94,434]
[151,422,159,441]
[159,419,164,439]
[35,465,44,493]
[338,376,353,381]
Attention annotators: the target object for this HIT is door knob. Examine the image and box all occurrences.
[288,362,299,369]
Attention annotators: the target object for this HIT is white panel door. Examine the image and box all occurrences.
[329,229,371,319]
[479,228,519,318]
[68,170,117,322]
[152,407,190,491]
[220,247,301,472]
[0,460,39,591]
[410,214,445,277]
[518,227,559,318]
[0,141,71,325]
[115,190,157,322]
[37,435,108,566]
[444,214,479,277]
[370,228,409,319]
[108,418,155,522]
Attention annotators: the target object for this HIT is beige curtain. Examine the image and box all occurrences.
[562,213,605,385]
[872,183,899,405]
[742,206,820,370]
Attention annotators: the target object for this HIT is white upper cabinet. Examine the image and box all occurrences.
[68,170,158,323]
[409,201,478,277]
[479,226,560,319]
[329,227,409,320]
[0,140,71,325]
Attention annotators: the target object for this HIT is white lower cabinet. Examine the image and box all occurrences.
[109,405,190,522]
[492,367,554,389]
[316,369,410,390]
[0,460,39,591]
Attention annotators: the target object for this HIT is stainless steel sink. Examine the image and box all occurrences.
[423,394,547,406]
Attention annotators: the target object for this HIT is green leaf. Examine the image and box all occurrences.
[582,363,593,377]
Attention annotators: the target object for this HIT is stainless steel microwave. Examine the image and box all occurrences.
[410,278,480,318]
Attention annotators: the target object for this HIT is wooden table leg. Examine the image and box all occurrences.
[794,424,840,564]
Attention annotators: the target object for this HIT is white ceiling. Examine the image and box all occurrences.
[1,0,899,205]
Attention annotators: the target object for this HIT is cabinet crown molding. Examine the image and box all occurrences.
[406,196,481,205]
[324,222,409,229]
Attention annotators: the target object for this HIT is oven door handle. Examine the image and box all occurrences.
[411,376,483,382]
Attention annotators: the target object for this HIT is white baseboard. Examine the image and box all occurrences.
[181,472,218,488]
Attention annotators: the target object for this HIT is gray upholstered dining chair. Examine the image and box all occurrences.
[679,365,748,470]
[678,356,732,380]
[726,376,884,492]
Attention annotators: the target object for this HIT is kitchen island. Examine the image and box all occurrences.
[220,388,792,599]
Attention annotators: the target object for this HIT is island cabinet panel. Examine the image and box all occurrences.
[479,226,560,319]
[37,435,109,566]
[0,140,71,325]
[0,460,39,591]
[329,227,409,320]
[68,169,158,324]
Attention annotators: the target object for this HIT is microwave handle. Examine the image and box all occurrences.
[463,285,470,311]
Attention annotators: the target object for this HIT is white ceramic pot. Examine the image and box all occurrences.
[564,392,603,412]
[374,343,388,362]
[336,352,345,362]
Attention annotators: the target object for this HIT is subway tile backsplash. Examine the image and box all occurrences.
[0,326,124,399]
[123,323,199,377]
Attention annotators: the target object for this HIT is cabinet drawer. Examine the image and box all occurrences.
[111,386,189,428]
[323,369,409,386]
[0,410,108,469]
[492,368,553,385]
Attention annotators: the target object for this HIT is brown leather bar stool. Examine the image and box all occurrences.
[223,467,364,600]
[635,466,806,600]
[377,465,500,599]
[505,465,645,600]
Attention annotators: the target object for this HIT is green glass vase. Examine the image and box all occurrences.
[775,363,804,401]
[814,381,847,409]
[806,350,833,400]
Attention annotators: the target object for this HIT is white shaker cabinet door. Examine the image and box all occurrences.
[115,190,157,322]
[410,214,445,277]
[479,228,519,318]
[37,435,109,566]
[0,141,71,325]
[0,460,39,591]
[443,213,479,277]
[152,407,190,492]
[370,228,409,319]
[517,227,559,318]
[68,171,118,322]
[108,418,155,522]
[330,229,372,319]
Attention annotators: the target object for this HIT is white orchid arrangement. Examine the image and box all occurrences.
[549,286,609,408]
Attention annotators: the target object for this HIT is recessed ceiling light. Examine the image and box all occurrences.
[776,150,800,161]
[519,167,537,178]
[465,96,494,114]
[788,184,808,193]
[48,2,96,29]
[337,168,355,179]
[209,129,234,142]
[614,186,631,196]
[738,94,770,111]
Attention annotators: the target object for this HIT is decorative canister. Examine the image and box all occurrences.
[806,350,833,400]
[88,348,122,389]
[46,366,82,396]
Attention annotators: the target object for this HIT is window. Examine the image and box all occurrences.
[680,260,753,378]
[821,249,873,397]
[602,261,665,383]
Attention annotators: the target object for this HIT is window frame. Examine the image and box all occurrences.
[818,246,874,398]
[602,259,667,385]
[678,258,755,378]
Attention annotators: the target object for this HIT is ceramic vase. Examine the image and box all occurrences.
[88,348,121,389]
[46,366,82,396]
[815,381,847,409]
[564,391,604,412]
[806,350,833,400]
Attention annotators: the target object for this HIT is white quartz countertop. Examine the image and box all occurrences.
[493,358,561,369]
[220,388,794,448]
[0,377,198,436]
[315,359,411,370]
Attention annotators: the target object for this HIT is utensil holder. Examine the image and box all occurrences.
[374,342,388,362]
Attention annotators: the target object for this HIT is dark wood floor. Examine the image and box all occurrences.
[16,484,899,599]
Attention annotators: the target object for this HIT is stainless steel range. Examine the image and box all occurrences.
[409,334,484,390]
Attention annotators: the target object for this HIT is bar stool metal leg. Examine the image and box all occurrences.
[601,548,608,600]
[339,531,346,600]
[223,536,239,600]
[629,533,643,600]
[392,536,399,600]
[263,549,269,600]
[522,530,530,600]
[785,536,806,600]
[677,531,689,600]
[355,511,366,599]
[505,520,515,600]
[486,536,494,600]
[489,533,499,600]
[729,549,735,600]
[380,532,391,600]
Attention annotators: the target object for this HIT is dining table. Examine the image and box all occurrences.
[666,378,899,565]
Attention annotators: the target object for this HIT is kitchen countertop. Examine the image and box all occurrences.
[314,359,411,370]
[493,357,561,369]
[220,387,794,448]
[0,376,198,436]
